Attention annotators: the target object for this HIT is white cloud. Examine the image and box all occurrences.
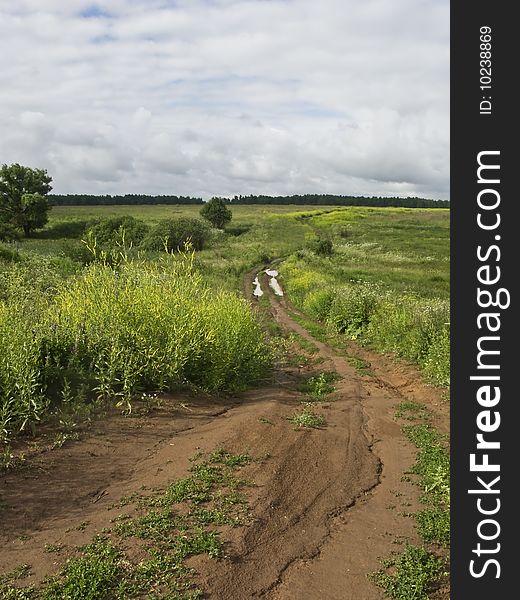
[0,0,449,198]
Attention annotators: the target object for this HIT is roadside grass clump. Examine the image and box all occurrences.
[346,355,373,376]
[43,538,123,600]
[288,405,326,429]
[287,332,318,355]
[0,254,271,442]
[395,401,431,422]
[299,371,339,400]
[368,545,446,600]
[421,326,450,387]
[326,282,383,339]
[402,423,450,547]
[366,297,450,387]
[307,237,334,257]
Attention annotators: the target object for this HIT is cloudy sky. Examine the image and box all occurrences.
[0,0,449,199]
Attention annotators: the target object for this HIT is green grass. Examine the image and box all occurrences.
[287,331,318,354]
[279,207,450,386]
[288,405,326,429]
[298,371,339,400]
[368,545,446,600]
[402,423,450,547]
[0,251,271,442]
[345,355,373,376]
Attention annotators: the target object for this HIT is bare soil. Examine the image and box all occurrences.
[0,269,448,599]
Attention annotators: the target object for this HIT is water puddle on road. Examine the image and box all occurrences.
[253,276,264,297]
[265,269,284,296]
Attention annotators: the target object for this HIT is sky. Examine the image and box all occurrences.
[0,0,449,199]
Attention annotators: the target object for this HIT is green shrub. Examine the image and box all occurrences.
[0,243,20,263]
[422,326,450,386]
[141,217,210,252]
[326,282,383,339]
[85,216,149,248]
[0,223,21,242]
[367,297,449,366]
[369,544,445,600]
[308,237,334,256]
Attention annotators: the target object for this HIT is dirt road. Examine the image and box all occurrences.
[0,269,448,599]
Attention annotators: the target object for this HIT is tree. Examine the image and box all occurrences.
[200,197,232,229]
[0,163,53,236]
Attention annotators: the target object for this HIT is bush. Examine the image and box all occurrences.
[85,216,149,248]
[367,297,449,363]
[200,197,232,229]
[326,282,383,339]
[308,237,334,256]
[0,222,21,242]
[141,218,210,252]
[58,239,96,265]
[0,243,20,263]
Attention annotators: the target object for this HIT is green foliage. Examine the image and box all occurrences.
[399,419,450,548]
[43,539,122,600]
[200,197,232,229]
[422,326,450,387]
[141,217,210,252]
[0,164,52,236]
[0,223,21,242]
[367,297,450,385]
[85,216,149,248]
[327,283,383,339]
[299,371,338,400]
[302,287,335,321]
[288,406,326,428]
[369,545,445,600]
[308,237,334,256]
[0,254,271,441]
[0,243,21,263]
[415,508,450,547]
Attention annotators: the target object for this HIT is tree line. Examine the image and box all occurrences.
[49,193,449,208]
[49,194,204,206]
[229,194,449,208]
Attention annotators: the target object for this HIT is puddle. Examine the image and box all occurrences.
[253,276,264,297]
[265,269,283,296]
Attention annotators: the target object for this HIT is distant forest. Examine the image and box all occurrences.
[49,194,204,206]
[229,195,449,208]
[49,193,449,208]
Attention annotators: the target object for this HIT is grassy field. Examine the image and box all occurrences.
[1,203,450,598]
[1,204,449,442]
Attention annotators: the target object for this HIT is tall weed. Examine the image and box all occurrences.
[0,254,271,441]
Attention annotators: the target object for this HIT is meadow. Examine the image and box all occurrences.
[0,203,450,599]
[0,204,449,444]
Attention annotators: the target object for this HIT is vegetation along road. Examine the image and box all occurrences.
[0,198,450,599]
